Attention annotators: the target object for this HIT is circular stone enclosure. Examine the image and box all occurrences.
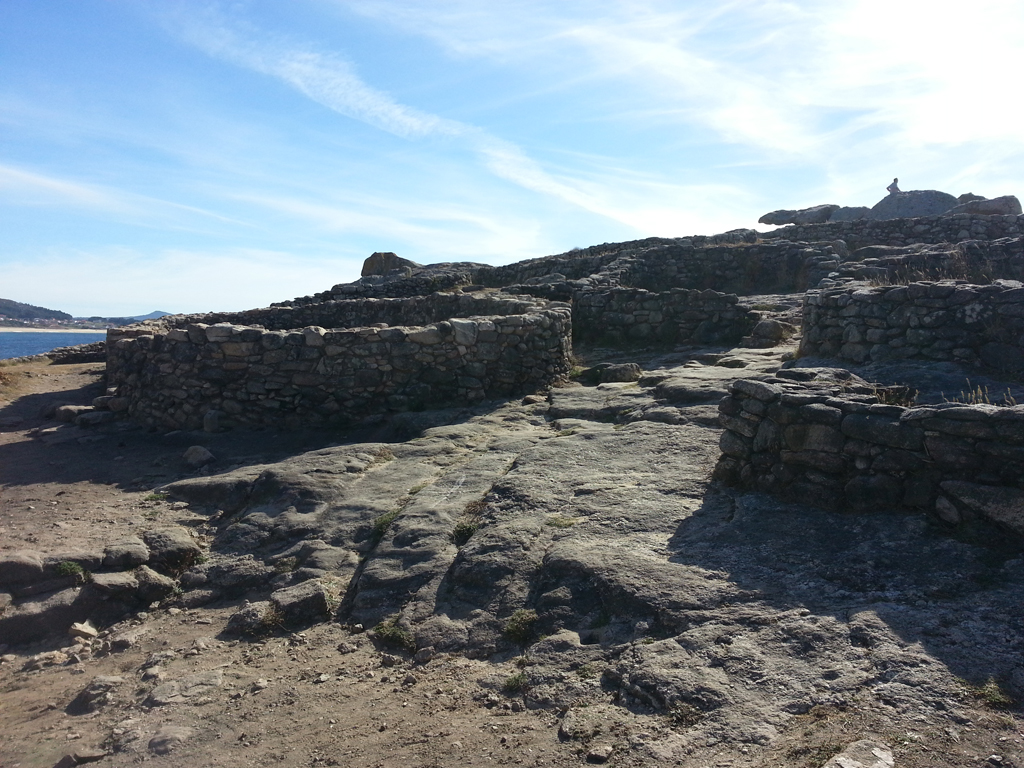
[106,293,572,430]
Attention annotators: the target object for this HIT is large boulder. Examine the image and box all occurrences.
[944,194,1022,216]
[758,204,839,226]
[828,206,871,222]
[957,192,987,204]
[868,190,958,220]
[360,252,421,277]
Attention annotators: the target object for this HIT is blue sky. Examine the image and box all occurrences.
[2,1,1022,316]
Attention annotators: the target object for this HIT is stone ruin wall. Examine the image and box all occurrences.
[573,288,755,346]
[121,293,542,335]
[713,373,1024,537]
[800,280,1024,372]
[106,294,572,430]
[761,212,1024,250]
[103,213,1024,433]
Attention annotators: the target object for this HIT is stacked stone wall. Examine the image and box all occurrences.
[107,295,572,430]
[124,294,540,336]
[573,288,755,346]
[620,241,836,295]
[713,373,1024,535]
[800,281,1024,371]
[761,213,1024,250]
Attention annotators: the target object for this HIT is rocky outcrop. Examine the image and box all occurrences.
[758,204,840,226]
[945,194,1022,217]
[827,205,871,222]
[360,251,421,276]
[867,189,958,220]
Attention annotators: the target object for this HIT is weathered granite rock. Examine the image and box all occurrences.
[868,189,958,220]
[53,405,93,423]
[828,205,872,222]
[941,481,1024,535]
[182,445,215,468]
[958,192,987,204]
[360,251,421,277]
[148,726,193,755]
[0,551,44,588]
[226,601,279,636]
[758,204,840,226]
[67,676,127,714]
[0,586,105,646]
[143,527,201,573]
[945,194,1022,216]
[822,739,894,768]
[134,565,178,603]
[103,538,149,569]
[270,579,333,626]
[146,670,223,706]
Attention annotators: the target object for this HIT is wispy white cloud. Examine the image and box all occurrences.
[0,162,255,233]
[2,246,358,317]
[337,0,1024,170]
[0,164,127,210]
[167,8,701,233]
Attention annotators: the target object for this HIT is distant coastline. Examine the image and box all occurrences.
[0,327,111,334]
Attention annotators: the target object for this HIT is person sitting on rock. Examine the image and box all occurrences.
[886,178,900,195]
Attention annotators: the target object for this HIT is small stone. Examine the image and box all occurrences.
[587,745,614,763]
[252,678,270,691]
[148,725,193,755]
[182,445,215,468]
[72,746,107,763]
[69,622,99,640]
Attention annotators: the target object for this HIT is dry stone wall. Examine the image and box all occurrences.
[761,212,1024,250]
[123,294,541,335]
[713,371,1024,535]
[573,288,755,346]
[800,280,1024,372]
[106,294,571,430]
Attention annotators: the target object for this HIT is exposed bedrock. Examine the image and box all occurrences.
[143,345,1024,752]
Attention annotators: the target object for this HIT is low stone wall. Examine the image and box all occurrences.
[107,295,572,430]
[121,294,540,336]
[761,213,1024,250]
[573,288,755,346]
[713,371,1024,535]
[619,241,838,295]
[799,280,1024,371]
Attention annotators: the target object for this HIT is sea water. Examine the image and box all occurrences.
[0,331,107,361]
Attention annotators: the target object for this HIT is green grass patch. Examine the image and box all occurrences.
[502,672,529,693]
[451,520,479,546]
[545,515,576,528]
[374,616,416,653]
[144,492,169,502]
[55,560,84,579]
[503,609,539,645]
[372,509,401,542]
[959,677,1016,709]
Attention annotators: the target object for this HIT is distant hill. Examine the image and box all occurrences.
[0,298,72,321]
[132,311,172,321]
